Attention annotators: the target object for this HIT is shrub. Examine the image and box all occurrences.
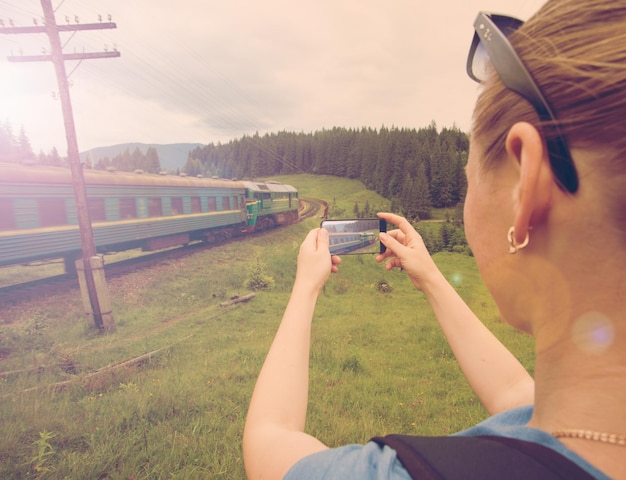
[244,259,275,291]
[341,355,363,373]
[376,279,393,293]
[332,277,350,295]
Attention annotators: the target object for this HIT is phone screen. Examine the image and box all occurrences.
[320,218,386,255]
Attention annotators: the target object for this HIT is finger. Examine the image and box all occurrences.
[317,227,330,251]
[376,232,405,266]
[377,212,409,228]
[386,228,406,245]
[375,247,396,263]
[378,213,419,241]
[300,228,321,254]
[384,257,403,271]
[375,252,390,263]
[379,231,408,256]
[376,230,404,262]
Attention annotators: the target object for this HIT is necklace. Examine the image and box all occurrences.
[552,429,626,446]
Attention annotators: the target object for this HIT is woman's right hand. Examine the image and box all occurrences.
[294,228,341,295]
[375,212,443,292]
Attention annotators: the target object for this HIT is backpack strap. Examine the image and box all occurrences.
[371,434,598,480]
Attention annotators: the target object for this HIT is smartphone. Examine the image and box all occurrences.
[320,218,387,255]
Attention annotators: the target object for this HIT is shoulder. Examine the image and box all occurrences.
[284,441,412,480]
[455,405,611,480]
[455,404,534,437]
[283,408,536,480]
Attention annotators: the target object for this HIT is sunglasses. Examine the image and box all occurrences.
[467,12,579,193]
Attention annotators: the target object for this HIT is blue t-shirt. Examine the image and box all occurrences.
[284,406,610,479]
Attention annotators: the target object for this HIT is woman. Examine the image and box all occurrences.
[243,0,626,478]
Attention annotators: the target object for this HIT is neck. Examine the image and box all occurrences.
[530,342,626,432]
[528,246,625,430]
[528,309,626,479]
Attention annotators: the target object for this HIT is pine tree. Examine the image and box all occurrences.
[145,147,161,173]
[17,127,35,163]
[414,164,432,220]
[42,147,62,166]
[0,122,14,161]
[131,147,144,171]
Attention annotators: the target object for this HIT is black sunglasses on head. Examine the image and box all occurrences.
[467,12,579,193]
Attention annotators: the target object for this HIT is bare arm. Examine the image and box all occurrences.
[243,228,340,480]
[376,212,534,415]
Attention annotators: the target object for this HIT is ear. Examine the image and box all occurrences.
[505,122,554,244]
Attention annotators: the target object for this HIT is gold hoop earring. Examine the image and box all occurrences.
[508,226,529,254]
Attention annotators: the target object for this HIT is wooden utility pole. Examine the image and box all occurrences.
[0,0,120,331]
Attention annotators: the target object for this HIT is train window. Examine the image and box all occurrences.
[222,197,230,211]
[0,199,16,231]
[233,196,239,210]
[38,198,67,227]
[207,197,217,212]
[87,198,107,222]
[171,198,183,216]
[148,197,163,217]
[120,198,137,219]
[191,197,202,213]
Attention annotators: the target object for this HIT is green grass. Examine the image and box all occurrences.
[265,174,392,216]
[0,247,187,287]
[0,261,66,287]
[0,175,534,479]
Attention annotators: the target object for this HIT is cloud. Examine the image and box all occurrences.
[0,0,547,153]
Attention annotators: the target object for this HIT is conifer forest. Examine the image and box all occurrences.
[184,123,468,220]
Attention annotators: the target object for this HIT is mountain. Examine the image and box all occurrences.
[80,142,204,172]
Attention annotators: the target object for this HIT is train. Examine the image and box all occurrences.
[0,162,299,271]
[328,231,377,255]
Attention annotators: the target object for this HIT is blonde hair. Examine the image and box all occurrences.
[472,0,626,191]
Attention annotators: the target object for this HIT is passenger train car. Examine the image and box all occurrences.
[0,163,298,271]
[328,231,377,255]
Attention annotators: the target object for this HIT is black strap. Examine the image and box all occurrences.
[371,434,598,480]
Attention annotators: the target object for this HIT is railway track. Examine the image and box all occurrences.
[298,197,325,220]
[0,197,325,307]
[0,247,200,308]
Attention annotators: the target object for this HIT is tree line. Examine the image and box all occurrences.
[184,122,468,221]
[0,122,162,173]
[0,121,62,165]
[92,147,161,173]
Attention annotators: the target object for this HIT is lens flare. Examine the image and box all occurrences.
[571,311,614,354]
[449,272,464,286]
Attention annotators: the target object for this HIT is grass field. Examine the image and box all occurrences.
[0,175,534,479]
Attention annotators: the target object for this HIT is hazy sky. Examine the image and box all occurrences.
[1,0,546,154]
